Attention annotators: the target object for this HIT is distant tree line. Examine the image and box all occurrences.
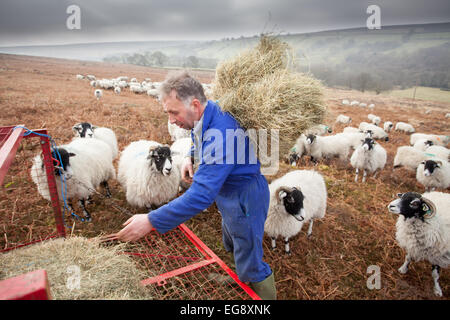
[308,42,450,93]
[103,51,218,70]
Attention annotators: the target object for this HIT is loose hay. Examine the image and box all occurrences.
[212,35,327,157]
[0,236,153,300]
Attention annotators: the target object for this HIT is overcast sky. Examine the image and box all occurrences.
[0,0,449,46]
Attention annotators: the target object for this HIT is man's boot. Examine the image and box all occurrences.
[249,272,277,300]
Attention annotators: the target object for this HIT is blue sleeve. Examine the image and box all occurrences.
[148,134,233,234]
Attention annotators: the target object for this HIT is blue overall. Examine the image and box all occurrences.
[148,100,272,283]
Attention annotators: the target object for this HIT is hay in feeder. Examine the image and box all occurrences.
[0,236,153,300]
[212,35,326,157]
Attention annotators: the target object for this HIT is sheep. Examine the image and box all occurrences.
[168,120,191,141]
[446,113,450,118]
[86,75,96,81]
[130,84,145,94]
[288,134,307,166]
[335,131,372,150]
[383,121,394,132]
[342,99,350,105]
[359,122,389,141]
[265,170,327,254]
[343,126,360,134]
[393,146,429,171]
[336,114,352,124]
[171,137,193,190]
[72,122,119,159]
[413,139,434,152]
[410,133,449,147]
[388,191,450,297]
[94,89,102,100]
[90,80,97,87]
[117,140,180,209]
[416,159,450,191]
[359,103,367,108]
[368,104,375,109]
[130,78,138,83]
[30,138,116,221]
[425,145,450,161]
[350,138,387,182]
[350,100,359,106]
[114,86,121,94]
[371,116,381,126]
[367,114,381,126]
[305,124,332,136]
[76,74,84,80]
[147,89,159,98]
[305,134,351,163]
[395,122,415,133]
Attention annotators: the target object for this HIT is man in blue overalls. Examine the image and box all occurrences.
[116,71,276,299]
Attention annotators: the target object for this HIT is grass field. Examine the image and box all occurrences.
[0,53,449,300]
[383,86,450,104]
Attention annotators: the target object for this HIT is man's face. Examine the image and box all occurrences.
[163,90,197,130]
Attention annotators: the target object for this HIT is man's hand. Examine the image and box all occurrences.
[116,214,153,242]
[181,156,194,184]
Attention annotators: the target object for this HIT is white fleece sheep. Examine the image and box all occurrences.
[171,137,193,190]
[335,131,371,150]
[118,140,180,208]
[288,134,307,166]
[359,122,389,141]
[383,121,394,132]
[305,134,351,163]
[343,127,360,134]
[416,159,450,191]
[424,145,450,161]
[395,122,415,133]
[350,138,387,182]
[305,124,332,136]
[388,191,450,296]
[342,99,350,105]
[168,120,191,141]
[336,114,352,124]
[410,133,449,147]
[72,122,119,159]
[30,138,116,221]
[446,113,450,118]
[393,146,431,170]
[265,170,327,254]
[94,89,102,100]
[413,139,434,152]
[114,86,121,94]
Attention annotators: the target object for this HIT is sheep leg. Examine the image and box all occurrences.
[67,200,76,214]
[354,168,359,182]
[373,170,379,179]
[362,170,367,183]
[271,237,276,251]
[432,265,443,297]
[398,254,411,274]
[284,237,291,256]
[101,181,112,198]
[79,199,92,222]
[307,219,314,238]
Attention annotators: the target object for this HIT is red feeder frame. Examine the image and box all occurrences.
[0,125,260,300]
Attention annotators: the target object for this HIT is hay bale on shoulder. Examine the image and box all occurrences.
[212,35,326,158]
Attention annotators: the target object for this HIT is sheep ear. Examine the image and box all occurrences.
[420,161,425,165]
[278,191,287,200]
[69,153,76,157]
[92,125,99,130]
[72,123,81,135]
[435,160,442,168]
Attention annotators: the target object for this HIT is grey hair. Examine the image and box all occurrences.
[159,71,207,106]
